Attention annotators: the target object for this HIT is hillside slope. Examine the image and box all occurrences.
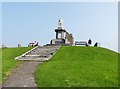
[35,46,118,87]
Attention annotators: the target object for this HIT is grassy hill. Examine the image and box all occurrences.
[1,47,33,83]
[35,46,118,87]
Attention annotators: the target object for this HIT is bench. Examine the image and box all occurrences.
[75,41,87,46]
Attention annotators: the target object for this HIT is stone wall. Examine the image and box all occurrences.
[65,32,74,45]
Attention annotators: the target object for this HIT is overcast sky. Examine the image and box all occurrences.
[2,2,118,52]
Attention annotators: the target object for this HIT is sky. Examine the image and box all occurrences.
[118,2,120,53]
[1,2,118,52]
[1,0,119,2]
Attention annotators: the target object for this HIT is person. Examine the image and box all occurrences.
[94,42,98,47]
[34,42,38,46]
[88,39,92,46]
[18,44,21,47]
[34,41,38,46]
[85,42,88,46]
[28,42,34,47]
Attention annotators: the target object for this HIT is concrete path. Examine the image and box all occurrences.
[2,61,41,88]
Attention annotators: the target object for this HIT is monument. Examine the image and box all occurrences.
[50,18,74,46]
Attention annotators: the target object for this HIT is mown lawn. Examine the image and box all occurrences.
[1,47,33,83]
[35,46,118,87]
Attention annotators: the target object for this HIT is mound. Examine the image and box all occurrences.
[35,46,118,87]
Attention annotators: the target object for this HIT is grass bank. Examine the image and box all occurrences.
[35,46,118,87]
[1,47,33,83]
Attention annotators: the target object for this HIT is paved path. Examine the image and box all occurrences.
[2,46,60,88]
[2,61,41,88]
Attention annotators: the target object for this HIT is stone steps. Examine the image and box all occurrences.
[15,46,60,61]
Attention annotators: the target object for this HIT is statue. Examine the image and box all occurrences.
[58,18,63,28]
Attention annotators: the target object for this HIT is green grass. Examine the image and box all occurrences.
[1,47,33,83]
[0,48,2,84]
[35,46,118,87]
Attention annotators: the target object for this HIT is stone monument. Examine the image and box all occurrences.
[50,18,74,46]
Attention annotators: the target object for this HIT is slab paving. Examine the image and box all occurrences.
[16,46,60,61]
